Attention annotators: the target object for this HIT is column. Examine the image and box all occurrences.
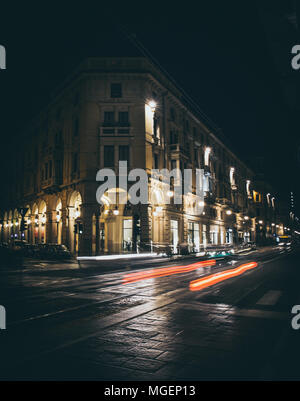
[79,203,94,256]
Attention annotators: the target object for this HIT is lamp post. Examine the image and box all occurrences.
[56,211,61,244]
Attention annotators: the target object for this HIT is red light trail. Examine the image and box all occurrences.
[123,259,216,284]
[189,262,258,292]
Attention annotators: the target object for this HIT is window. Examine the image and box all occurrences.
[188,222,200,252]
[194,148,199,166]
[103,129,115,135]
[170,130,178,144]
[104,146,115,168]
[49,160,52,178]
[171,159,177,170]
[118,112,129,126]
[153,154,159,169]
[119,145,130,164]
[104,111,115,126]
[153,116,160,138]
[72,153,78,173]
[111,83,122,98]
[56,160,63,184]
[118,129,130,135]
[74,118,79,137]
[170,107,176,122]
[170,220,179,253]
[55,131,63,146]
[123,219,133,251]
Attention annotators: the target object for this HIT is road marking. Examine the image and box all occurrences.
[232,308,287,320]
[256,290,282,306]
[180,302,287,320]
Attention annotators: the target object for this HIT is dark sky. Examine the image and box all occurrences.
[0,1,298,211]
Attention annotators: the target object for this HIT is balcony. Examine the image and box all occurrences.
[216,197,232,207]
[41,177,61,193]
[100,124,131,136]
[169,143,189,159]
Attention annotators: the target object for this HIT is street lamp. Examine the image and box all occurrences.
[226,210,232,215]
[41,214,46,225]
[56,211,61,244]
[148,100,157,112]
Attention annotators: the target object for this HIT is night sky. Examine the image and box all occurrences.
[0,1,299,212]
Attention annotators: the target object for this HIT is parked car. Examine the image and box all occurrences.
[50,244,72,260]
[35,243,72,260]
[22,244,40,257]
[10,240,28,252]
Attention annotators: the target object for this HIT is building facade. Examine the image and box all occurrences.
[0,57,285,255]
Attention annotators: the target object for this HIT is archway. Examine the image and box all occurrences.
[7,210,13,242]
[55,198,62,244]
[100,188,133,254]
[68,191,82,253]
[3,212,8,242]
[38,200,47,243]
[32,204,39,244]
[13,209,19,241]
[24,206,31,243]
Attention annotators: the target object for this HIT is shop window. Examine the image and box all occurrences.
[123,219,133,251]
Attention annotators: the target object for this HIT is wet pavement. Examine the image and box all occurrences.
[1,246,300,380]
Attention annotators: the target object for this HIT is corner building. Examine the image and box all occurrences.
[0,58,279,255]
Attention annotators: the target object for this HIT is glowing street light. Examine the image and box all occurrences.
[148,100,157,112]
[226,210,232,215]
[41,214,46,225]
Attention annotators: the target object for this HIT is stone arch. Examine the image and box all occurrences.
[54,197,63,244]
[37,200,47,243]
[68,190,82,253]
[24,205,31,242]
[38,199,47,214]
[11,209,19,241]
